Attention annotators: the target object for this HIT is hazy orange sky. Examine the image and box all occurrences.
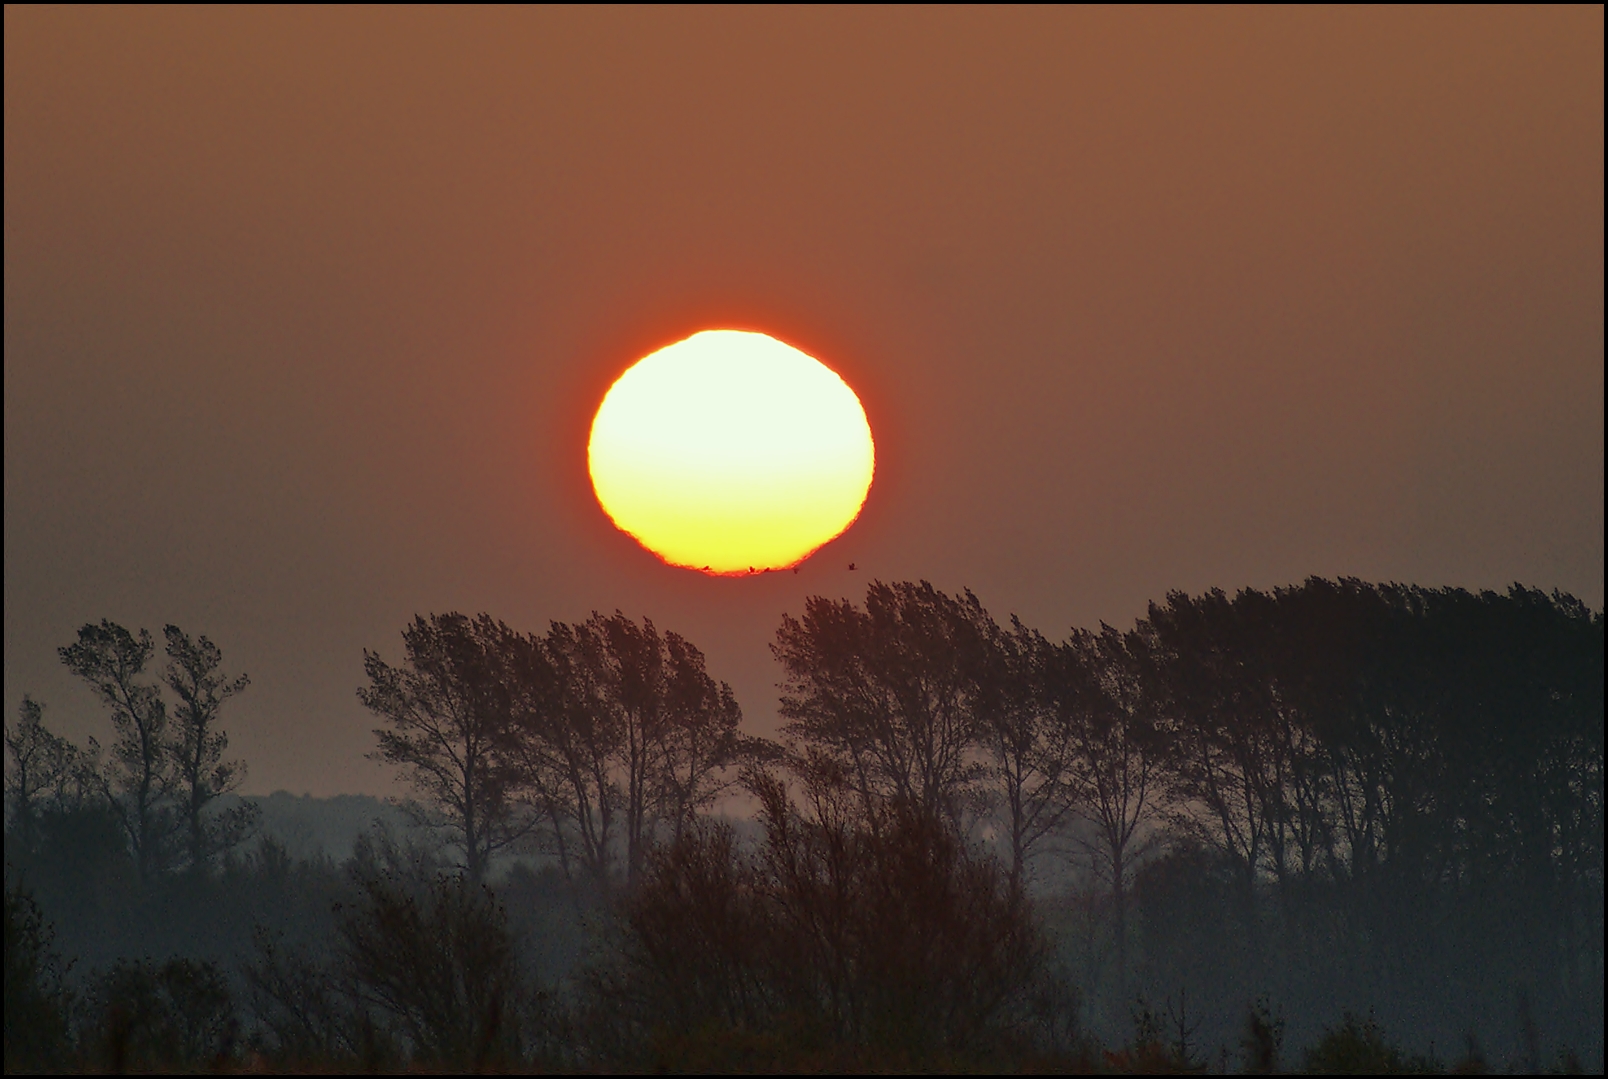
[6,7,1602,796]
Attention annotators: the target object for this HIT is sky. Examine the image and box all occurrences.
[5,7,1602,797]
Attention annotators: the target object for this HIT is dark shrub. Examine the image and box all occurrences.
[88,957,237,1071]
[3,881,74,1072]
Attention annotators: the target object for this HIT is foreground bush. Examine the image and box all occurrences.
[594,769,1076,1068]
[4,882,74,1072]
[86,957,237,1072]
[246,834,545,1070]
[1303,1011,1441,1074]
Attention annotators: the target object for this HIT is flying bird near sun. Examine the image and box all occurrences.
[588,330,875,575]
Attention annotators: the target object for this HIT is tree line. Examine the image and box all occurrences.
[349,578,1600,1062]
[357,611,762,888]
[4,577,1602,1069]
[6,622,257,881]
[359,580,1601,927]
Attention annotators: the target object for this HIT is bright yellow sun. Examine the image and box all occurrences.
[588,330,875,575]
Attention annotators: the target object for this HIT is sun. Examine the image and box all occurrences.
[588,330,875,575]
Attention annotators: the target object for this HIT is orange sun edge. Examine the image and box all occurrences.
[605,496,870,578]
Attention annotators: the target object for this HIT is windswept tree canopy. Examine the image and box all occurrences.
[361,611,754,887]
[59,621,176,878]
[508,612,752,887]
[772,581,996,824]
[361,613,528,885]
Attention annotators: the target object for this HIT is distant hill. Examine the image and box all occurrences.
[220,791,409,863]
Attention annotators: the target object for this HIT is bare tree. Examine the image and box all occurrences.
[59,621,177,879]
[162,625,256,870]
[360,614,528,884]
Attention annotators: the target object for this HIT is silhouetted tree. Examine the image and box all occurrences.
[1126,578,1603,1056]
[360,613,528,883]
[162,625,257,871]
[8,580,1591,1071]
[505,612,752,887]
[504,621,622,886]
[1141,590,1273,936]
[59,621,177,879]
[975,617,1078,886]
[1046,622,1164,987]
[655,627,754,835]
[4,696,83,857]
[773,581,991,826]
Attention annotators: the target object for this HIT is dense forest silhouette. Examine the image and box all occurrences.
[5,578,1602,1072]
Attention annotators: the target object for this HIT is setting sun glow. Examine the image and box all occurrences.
[588,330,875,575]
